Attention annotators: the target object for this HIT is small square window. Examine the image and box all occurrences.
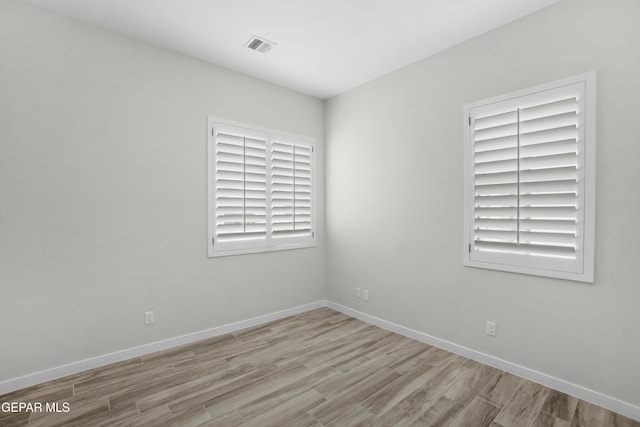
[208,118,315,257]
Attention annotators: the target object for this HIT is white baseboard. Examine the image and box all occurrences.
[2,299,638,422]
[0,300,325,396]
[326,301,640,422]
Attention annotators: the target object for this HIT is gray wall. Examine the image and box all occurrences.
[0,0,325,381]
[326,0,640,408]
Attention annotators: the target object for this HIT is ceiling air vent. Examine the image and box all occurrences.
[245,36,276,53]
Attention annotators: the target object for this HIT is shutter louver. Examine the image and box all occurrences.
[213,127,267,245]
[271,141,313,239]
[472,95,580,260]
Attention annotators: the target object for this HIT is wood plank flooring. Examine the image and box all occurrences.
[1,308,638,426]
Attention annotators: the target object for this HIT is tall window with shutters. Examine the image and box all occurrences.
[208,119,315,257]
[463,72,595,282]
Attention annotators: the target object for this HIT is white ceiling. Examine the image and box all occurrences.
[26,0,561,99]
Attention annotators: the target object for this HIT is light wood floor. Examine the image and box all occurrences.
[1,308,638,427]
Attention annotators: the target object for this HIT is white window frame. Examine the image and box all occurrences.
[207,117,316,257]
[463,72,596,282]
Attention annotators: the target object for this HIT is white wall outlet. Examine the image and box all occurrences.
[356,287,361,298]
[144,310,155,325]
[486,321,497,337]
[362,289,369,301]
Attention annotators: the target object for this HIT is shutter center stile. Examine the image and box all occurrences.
[516,107,521,246]
[243,136,247,235]
[293,145,296,232]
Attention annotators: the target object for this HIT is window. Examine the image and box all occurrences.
[463,72,595,282]
[208,118,315,257]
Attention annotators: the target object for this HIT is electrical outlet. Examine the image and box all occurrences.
[486,321,496,337]
[362,290,369,301]
[356,288,361,298]
[145,311,155,325]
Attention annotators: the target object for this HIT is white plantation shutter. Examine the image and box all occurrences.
[271,140,313,240]
[208,119,315,257]
[463,73,595,282]
[211,124,268,251]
